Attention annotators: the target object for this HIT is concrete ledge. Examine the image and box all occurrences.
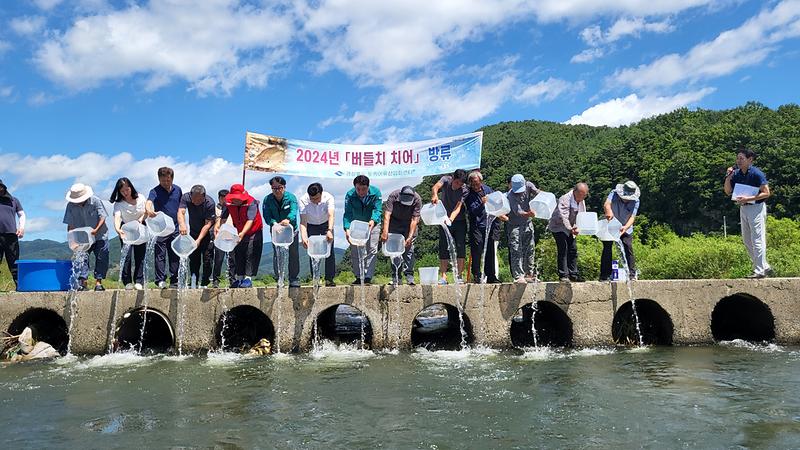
[1,278,798,354]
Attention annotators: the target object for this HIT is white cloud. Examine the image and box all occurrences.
[516,77,584,104]
[610,0,800,89]
[34,0,295,94]
[565,88,715,127]
[43,200,66,212]
[572,17,673,63]
[24,217,58,234]
[32,0,63,10]
[10,16,47,36]
[28,91,55,106]
[532,0,718,21]
[0,86,13,98]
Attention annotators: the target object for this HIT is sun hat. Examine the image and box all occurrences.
[65,183,94,203]
[615,181,640,202]
[511,174,526,193]
[399,186,416,206]
[225,184,252,204]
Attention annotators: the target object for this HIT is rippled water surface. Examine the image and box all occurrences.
[2,343,800,448]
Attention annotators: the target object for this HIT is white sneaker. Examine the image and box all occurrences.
[124,283,134,290]
[134,283,144,290]
[157,281,166,289]
[514,276,527,284]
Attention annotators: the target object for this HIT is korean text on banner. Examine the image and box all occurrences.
[244,131,482,179]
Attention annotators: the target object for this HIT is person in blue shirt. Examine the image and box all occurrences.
[600,181,640,281]
[63,183,109,291]
[724,147,772,278]
[465,171,507,284]
[145,167,183,288]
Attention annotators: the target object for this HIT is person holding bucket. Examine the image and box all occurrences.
[145,167,183,289]
[343,175,382,285]
[0,179,26,289]
[382,186,422,285]
[212,189,236,288]
[178,185,216,288]
[600,181,640,281]
[219,184,264,288]
[63,183,109,291]
[465,171,506,284]
[110,177,146,290]
[262,176,300,288]
[548,182,588,282]
[430,169,469,284]
[299,182,336,287]
[506,174,540,284]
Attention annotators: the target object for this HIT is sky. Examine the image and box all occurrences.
[0,0,798,245]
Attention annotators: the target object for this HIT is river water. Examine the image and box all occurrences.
[2,342,799,448]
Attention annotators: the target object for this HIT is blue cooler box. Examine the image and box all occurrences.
[17,260,73,292]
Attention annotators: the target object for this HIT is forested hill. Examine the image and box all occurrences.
[419,102,800,236]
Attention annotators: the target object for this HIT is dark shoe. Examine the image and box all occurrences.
[239,278,253,288]
[94,284,105,292]
[289,281,301,288]
[325,280,336,287]
[745,272,765,279]
[169,283,178,289]
[230,279,241,288]
[211,281,220,289]
[486,278,501,284]
[559,277,570,282]
[77,285,87,291]
[364,278,372,286]
[569,275,585,282]
[351,278,362,285]
[764,268,774,277]
[599,276,612,282]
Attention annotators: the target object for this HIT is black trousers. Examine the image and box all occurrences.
[469,224,499,282]
[234,230,263,277]
[553,231,578,279]
[0,233,19,286]
[119,237,145,285]
[154,230,180,284]
[307,222,336,281]
[189,233,213,285]
[600,232,636,279]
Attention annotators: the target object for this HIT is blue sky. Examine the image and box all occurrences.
[1,0,798,244]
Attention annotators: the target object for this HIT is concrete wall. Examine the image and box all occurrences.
[1,278,798,354]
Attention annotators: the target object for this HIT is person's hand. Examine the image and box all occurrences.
[405,237,413,248]
[726,166,735,178]
[619,225,629,235]
[195,238,202,247]
[735,196,749,206]
[179,225,188,235]
[368,220,375,230]
[302,238,309,249]
[118,230,126,239]
[345,230,352,245]
[481,196,488,204]
[146,210,157,218]
[326,230,333,242]
[17,228,25,238]
[238,232,245,240]
[381,229,388,241]
[280,219,290,226]
[431,193,439,204]
[571,226,579,236]
[444,217,452,227]
[90,229,98,235]
[605,212,613,221]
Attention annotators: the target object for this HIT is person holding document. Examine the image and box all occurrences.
[723,147,772,278]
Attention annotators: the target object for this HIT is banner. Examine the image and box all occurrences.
[244,131,482,179]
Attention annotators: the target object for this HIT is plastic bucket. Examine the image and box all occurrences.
[420,202,447,226]
[419,267,439,285]
[485,191,510,217]
[121,221,149,245]
[529,191,556,220]
[67,227,95,252]
[214,223,239,253]
[382,233,405,258]
[17,260,73,292]
[271,223,295,248]
[308,235,331,259]
[596,218,622,241]
[146,212,175,238]
[576,212,598,235]
[349,220,370,246]
[171,234,197,259]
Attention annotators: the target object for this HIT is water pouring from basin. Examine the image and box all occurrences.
[67,227,95,253]
[485,191,510,217]
[349,220,370,246]
[171,234,197,259]
[271,223,295,248]
[308,235,331,259]
[596,218,623,242]
[420,202,448,226]
[214,223,239,253]
[146,212,176,238]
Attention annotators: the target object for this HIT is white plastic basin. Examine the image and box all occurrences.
[576,212,598,235]
[120,221,149,245]
[68,227,95,252]
[307,235,331,259]
[485,191,510,217]
[382,233,406,258]
[146,212,176,238]
[419,267,439,285]
[171,234,197,259]
[214,223,239,253]
[349,220,370,246]
[271,223,295,248]
[529,191,556,220]
[420,202,448,226]
[596,218,622,241]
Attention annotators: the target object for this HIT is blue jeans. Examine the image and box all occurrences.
[79,238,109,281]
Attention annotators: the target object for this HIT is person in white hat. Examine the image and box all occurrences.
[506,174,540,284]
[63,183,109,291]
[600,180,640,281]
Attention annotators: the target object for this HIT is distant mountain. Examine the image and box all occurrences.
[19,238,345,279]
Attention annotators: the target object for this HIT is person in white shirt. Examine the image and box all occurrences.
[110,177,146,290]
[299,182,336,287]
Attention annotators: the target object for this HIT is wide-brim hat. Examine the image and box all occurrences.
[615,181,640,201]
[66,183,94,203]
[225,183,251,204]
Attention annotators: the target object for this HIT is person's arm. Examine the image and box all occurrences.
[196,218,212,243]
[620,200,640,235]
[145,189,157,218]
[93,216,106,236]
[300,214,309,248]
[431,179,444,204]
[287,195,298,228]
[326,200,335,242]
[382,210,391,241]
[114,210,124,235]
[603,196,614,221]
[370,191,383,229]
[239,220,254,238]
[724,166,735,196]
[177,207,188,235]
[406,217,419,247]
[214,216,222,236]
[92,199,106,236]
[449,200,463,224]
[342,193,353,232]
[558,195,573,232]
[261,197,276,227]
[16,211,26,238]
